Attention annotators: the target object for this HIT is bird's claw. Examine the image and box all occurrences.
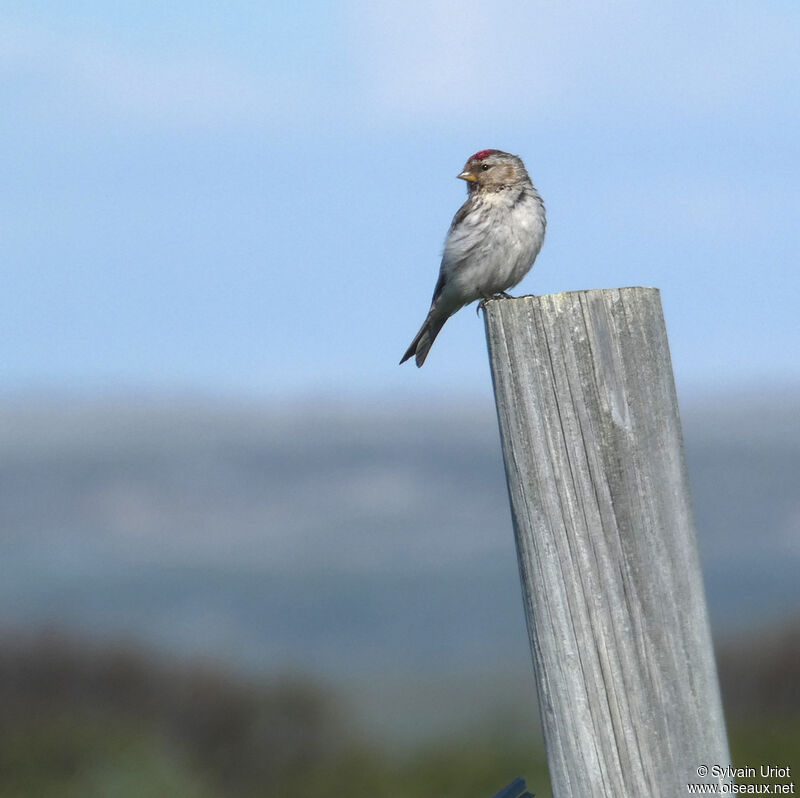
[477,292,515,315]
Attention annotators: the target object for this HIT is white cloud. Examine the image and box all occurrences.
[3,4,797,134]
[346,0,800,124]
[0,21,302,128]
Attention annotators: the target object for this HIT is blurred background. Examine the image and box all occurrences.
[2,2,799,796]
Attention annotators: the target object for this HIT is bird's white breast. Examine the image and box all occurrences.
[440,189,545,309]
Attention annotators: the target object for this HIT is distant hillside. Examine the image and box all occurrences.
[0,393,798,684]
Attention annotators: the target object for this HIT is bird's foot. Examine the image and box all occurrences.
[476,292,515,315]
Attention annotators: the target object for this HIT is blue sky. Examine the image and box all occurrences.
[2,1,799,403]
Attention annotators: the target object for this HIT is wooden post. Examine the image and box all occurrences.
[483,287,730,798]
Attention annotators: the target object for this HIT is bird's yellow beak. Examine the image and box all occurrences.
[458,171,477,182]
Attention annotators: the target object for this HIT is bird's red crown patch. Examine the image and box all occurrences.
[470,149,497,161]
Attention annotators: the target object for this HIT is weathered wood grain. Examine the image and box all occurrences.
[484,287,730,798]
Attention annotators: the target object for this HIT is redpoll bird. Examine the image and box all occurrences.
[400,149,546,367]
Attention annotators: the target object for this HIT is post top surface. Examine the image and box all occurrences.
[487,286,659,303]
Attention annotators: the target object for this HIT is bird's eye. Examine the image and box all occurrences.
[481,164,490,171]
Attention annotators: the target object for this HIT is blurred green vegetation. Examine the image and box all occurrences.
[0,623,796,798]
[719,623,800,791]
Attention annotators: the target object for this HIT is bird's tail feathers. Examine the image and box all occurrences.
[399,309,447,367]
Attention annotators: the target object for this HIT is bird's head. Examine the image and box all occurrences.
[458,149,528,192]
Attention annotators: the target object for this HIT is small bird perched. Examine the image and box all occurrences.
[400,149,546,367]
